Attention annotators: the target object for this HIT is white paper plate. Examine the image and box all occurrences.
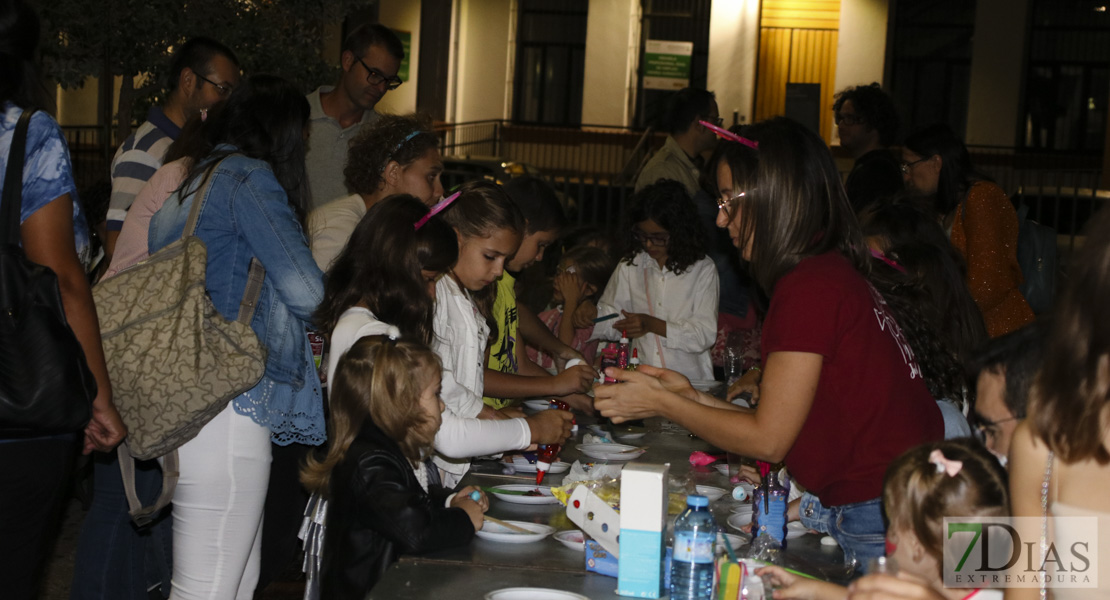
[523,399,552,411]
[488,485,561,505]
[576,443,645,461]
[786,521,810,539]
[716,532,748,554]
[715,464,731,477]
[553,529,585,551]
[727,512,753,530]
[730,503,754,515]
[509,456,571,474]
[614,431,646,441]
[586,424,608,435]
[486,588,589,600]
[476,520,556,544]
[695,485,727,502]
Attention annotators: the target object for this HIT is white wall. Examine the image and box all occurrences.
[833,0,891,141]
[453,0,513,122]
[965,0,1031,146]
[581,0,640,127]
[707,0,760,129]
[376,0,422,115]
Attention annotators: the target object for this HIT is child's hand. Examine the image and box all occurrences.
[572,299,597,329]
[556,272,588,307]
[756,566,846,600]
[525,409,574,445]
[558,392,597,416]
[451,486,489,532]
[727,368,761,403]
[613,310,662,338]
[553,364,597,395]
[847,573,945,600]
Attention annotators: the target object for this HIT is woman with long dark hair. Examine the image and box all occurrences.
[0,1,125,597]
[146,75,324,599]
[901,123,1033,337]
[595,118,943,570]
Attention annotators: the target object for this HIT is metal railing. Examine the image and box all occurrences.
[62,125,117,193]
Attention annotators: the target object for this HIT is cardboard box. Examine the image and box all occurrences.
[618,463,669,598]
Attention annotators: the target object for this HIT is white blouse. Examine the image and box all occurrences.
[329,305,530,486]
[591,252,719,388]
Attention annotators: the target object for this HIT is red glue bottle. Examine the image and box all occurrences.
[535,443,561,484]
[616,331,630,369]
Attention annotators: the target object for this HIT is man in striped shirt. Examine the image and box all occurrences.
[103,37,240,265]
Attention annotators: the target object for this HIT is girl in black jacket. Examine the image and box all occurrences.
[301,334,488,599]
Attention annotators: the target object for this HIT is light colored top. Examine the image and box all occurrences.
[1049,502,1110,598]
[591,252,719,387]
[104,158,190,279]
[304,86,378,211]
[306,192,367,271]
[432,277,532,482]
[634,135,701,196]
[330,307,531,467]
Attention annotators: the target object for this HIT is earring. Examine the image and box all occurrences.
[200,108,208,122]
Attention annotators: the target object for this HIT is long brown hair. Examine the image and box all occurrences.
[712,117,869,293]
[1029,207,1110,465]
[300,336,441,496]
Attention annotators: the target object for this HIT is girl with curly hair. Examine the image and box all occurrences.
[589,180,720,388]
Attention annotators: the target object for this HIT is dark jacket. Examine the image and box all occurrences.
[320,420,475,599]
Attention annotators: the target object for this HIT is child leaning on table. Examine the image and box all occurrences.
[527,244,616,370]
[300,334,489,600]
[759,439,1008,600]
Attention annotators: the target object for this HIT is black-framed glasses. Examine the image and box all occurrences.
[900,157,928,174]
[717,189,753,220]
[355,55,403,90]
[195,72,233,97]
[834,113,864,126]
[634,229,670,247]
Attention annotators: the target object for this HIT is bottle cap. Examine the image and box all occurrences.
[630,348,640,364]
[686,494,709,508]
[620,330,629,342]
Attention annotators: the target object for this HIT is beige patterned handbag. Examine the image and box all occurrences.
[93,159,267,525]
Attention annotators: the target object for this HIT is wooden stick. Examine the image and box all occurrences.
[484,516,534,534]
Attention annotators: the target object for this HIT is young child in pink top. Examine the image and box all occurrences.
[527,245,615,370]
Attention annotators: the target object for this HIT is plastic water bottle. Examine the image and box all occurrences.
[751,464,791,548]
[671,494,715,600]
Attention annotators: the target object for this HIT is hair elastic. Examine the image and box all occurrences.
[869,248,907,273]
[385,325,401,341]
[699,120,759,150]
[414,190,461,230]
[928,449,963,477]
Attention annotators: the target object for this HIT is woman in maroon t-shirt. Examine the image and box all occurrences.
[594,117,943,570]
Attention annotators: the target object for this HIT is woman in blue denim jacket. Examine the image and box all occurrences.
[147,75,324,600]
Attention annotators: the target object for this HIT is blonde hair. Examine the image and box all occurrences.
[883,439,1009,572]
[300,335,441,497]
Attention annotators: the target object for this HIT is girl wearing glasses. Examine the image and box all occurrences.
[595,118,943,570]
[589,180,719,388]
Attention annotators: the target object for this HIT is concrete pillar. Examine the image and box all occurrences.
[832,0,890,142]
[453,0,514,122]
[707,0,760,129]
[376,1,421,115]
[964,0,1032,146]
[582,0,640,127]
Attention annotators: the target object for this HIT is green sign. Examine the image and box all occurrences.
[393,29,411,82]
[643,40,693,90]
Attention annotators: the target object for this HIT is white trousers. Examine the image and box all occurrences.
[170,404,272,600]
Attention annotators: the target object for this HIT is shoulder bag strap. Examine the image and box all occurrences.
[118,442,179,528]
[2,109,35,247]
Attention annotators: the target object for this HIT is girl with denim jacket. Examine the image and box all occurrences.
[146,75,324,600]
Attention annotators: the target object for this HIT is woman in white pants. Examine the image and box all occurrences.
[146,76,326,599]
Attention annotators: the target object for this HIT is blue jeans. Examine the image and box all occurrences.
[71,452,172,600]
[798,492,886,572]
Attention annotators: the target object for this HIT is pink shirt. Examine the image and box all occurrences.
[526,307,598,369]
[103,158,190,279]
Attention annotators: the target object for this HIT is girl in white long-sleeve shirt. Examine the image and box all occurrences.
[317,193,572,487]
[590,180,720,388]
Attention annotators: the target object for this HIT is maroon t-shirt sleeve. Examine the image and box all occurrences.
[762,271,844,361]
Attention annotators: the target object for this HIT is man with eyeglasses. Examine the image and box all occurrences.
[969,322,1045,467]
[305,23,404,210]
[103,37,240,271]
[832,82,902,215]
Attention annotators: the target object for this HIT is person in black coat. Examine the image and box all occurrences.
[301,334,487,599]
[833,83,904,215]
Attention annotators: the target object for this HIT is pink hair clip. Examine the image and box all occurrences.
[869,248,906,273]
[928,449,963,477]
[699,120,759,150]
[414,191,461,230]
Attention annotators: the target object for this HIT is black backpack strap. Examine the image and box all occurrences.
[2,109,35,247]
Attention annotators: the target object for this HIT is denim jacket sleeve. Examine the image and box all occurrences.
[229,166,324,321]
